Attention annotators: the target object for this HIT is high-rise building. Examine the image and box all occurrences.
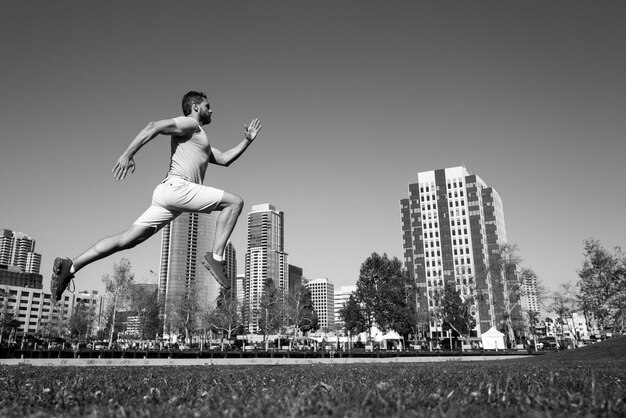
[235,274,245,305]
[244,203,289,332]
[288,264,303,294]
[158,212,235,336]
[400,166,508,336]
[224,242,237,293]
[334,285,357,332]
[306,278,335,331]
[0,229,42,274]
[520,272,540,314]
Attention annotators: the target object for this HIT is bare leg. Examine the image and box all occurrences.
[72,224,156,273]
[212,192,244,256]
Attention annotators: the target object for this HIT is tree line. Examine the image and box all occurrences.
[5,236,620,348]
[550,238,626,337]
[95,259,321,348]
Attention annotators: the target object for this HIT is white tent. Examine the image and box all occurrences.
[481,327,506,350]
[377,331,404,350]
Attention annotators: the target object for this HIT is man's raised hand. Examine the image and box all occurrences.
[244,118,262,142]
[112,154,136,181]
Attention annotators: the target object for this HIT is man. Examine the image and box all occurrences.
[50,91,261,302]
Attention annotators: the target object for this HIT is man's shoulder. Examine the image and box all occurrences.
[172,116,199,126]
[171,116,201,135]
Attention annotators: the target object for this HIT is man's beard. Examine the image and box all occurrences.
[200,113,212,125]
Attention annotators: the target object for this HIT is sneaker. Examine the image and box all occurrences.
[201,254,231,289]
[51,257,75,302]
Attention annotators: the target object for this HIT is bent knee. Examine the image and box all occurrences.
[234,195,244,210]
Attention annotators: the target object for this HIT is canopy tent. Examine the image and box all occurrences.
[375,331,404,350]
[481,327,505,350]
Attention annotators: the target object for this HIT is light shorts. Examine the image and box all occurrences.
[133,176,224,230]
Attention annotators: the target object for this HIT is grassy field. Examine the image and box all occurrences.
[1,337,624,417]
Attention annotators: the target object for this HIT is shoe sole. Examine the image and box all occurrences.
[201,258,231,289]
[52,257,74,302]
[51,257,64,302]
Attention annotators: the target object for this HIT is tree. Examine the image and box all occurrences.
[129,286,161,340]
[282,284,319,347]
[0,287,12,346]
[41,300,69,339]
[436,283,476,348]
[339,294,367,349]
[340,295,367,335]
[577,238,626,333]
[102,258,135,348]
[548,282,580,346]
[257,278,280,350]
[68,302,95,340]
[173,278,200,343]
[354,253,414,339]
[493,243,544,344]
[203,288,243,349]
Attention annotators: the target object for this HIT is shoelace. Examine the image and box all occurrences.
[65,279,75,293]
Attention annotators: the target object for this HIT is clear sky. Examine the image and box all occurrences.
[1,1,625,296]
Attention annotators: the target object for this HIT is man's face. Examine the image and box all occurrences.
[199,100,212,125]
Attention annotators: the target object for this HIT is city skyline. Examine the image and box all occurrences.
[1,1,625,297]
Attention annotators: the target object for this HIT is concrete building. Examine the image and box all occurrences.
[244,204,289,332]
[0,264,43,289]
[306,278,335,331]
[0,229,42,274]
[235,274,245,305]
[288,264,303,294]
[0,285,103,338]
[520,272,540,314]
[224,242,237,294]
[334,285,357,332]
[158,212,236,336]
[400,166,508,337]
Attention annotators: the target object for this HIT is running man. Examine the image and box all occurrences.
[50,91,261,302]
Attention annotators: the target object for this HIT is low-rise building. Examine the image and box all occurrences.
[0,285,103,338]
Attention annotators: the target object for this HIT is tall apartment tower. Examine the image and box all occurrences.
[306,278,335,331]
[224,242,237,294]
[158,212,236,336]
[0,229,42,274]
[520,273,540,314]
[244,203,289,332]
[400,166,508,336]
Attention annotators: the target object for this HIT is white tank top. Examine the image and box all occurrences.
[167,116,211,184]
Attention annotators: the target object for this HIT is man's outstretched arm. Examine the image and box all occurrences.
[210,118,262,167]
[112,118,196,180]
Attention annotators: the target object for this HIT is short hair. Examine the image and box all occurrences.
[182,91,208,116]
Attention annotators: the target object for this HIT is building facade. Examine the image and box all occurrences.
[0,285,103,338]
[0,229,42,274]
[244,203,289,332]
[158,212,236,336]
[235,274,245,306]
[306,278,335,331]
[288,264,303,294]
[0,265,43,289]
[520,272,540,314]
[400,166,508,336]
[334,285,356,332]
